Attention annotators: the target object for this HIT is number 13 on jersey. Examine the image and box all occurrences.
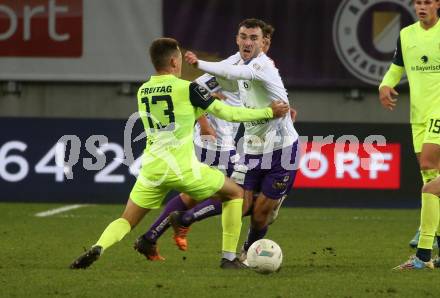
[141,95,175,131]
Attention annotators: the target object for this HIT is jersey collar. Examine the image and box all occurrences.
[242,52,265,65]
[417,18,440,33]
[149,74,177,82]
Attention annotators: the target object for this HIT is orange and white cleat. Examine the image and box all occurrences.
[169,211,190,251]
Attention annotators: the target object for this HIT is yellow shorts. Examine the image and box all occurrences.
[129,161,225,209]
[412,118,440,153]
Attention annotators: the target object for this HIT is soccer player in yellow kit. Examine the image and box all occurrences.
[135,23,280,260]
[379,0,440,270]
[69,37,289,269]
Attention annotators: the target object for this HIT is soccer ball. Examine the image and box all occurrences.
[246,239,282,274]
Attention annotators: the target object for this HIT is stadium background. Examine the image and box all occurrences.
[0,0,421,208]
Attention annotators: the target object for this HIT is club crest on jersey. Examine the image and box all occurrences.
[195,85,211,101]
[272,180,287,190]
[333,0,416,85]
[205,77,219,91]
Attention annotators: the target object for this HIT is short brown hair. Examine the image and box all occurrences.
[149,37,180,71]
[263,24,275,39]
[238,18,266,33]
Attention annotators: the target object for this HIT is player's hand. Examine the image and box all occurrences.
[379,86,398,111]
[270,100,290,118]
[211,92,227,100]
[290,108,297,122]
[184,51,199,67]
[200,125,217,142]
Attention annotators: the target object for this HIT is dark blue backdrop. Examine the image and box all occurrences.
[0,117,421,208]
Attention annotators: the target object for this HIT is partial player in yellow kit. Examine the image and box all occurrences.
[379,0,440,270]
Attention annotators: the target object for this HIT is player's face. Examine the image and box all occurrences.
[236,26,264,61]
[414,0,439,24]
[262,36,271,54]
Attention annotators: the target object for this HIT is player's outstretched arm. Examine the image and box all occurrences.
[185,50,254,81]
[205,100,288,123]
[188,82,287,122]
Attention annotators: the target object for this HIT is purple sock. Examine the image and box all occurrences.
[180,199,222,226]
[142,194,188,243]
[243,226,268,251]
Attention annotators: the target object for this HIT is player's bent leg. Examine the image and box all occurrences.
[142,194,193,242]
[179,193,199,208]
[70,199,149,269]
[168,193,207,251]
[139,193,196,254]
[181,198,223,225]
[169,198,223,251]
[167,149,237,243]
[171,163,245,268]
[170,190,253,253]
[172,148,238,230]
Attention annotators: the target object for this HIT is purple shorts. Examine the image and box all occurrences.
[195,145,236,177]
[232,142,299,200]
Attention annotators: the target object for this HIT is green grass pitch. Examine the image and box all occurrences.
[2,202,440,297]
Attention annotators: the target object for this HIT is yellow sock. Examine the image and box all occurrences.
[437,203,440,238]
[419,193,440,249]
[221,198,243,253]
[95,218,131,251]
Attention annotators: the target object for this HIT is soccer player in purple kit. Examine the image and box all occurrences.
[185,18,299,262]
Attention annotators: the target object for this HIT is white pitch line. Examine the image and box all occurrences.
[35,204,88,217]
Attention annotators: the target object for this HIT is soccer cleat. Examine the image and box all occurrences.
[409,230,420,248]
[69,245,103,269]
[169,211,190,251]
[408,230,438,249]
[220,258,248,269]
[238,247,249,266]
[133,236,165,261]
[433,257,440,268]
[392,255,434,271]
